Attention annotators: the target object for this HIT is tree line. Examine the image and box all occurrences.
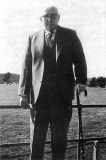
[89,76,106,88]
[3,72,19,84]
[2,72,106,88]
[3,72,11,84]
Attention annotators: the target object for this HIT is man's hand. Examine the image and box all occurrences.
[20,95,30,109]
[76,84,86,95]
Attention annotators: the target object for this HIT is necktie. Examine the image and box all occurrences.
[46,32,54,48]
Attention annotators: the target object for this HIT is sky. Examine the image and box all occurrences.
[0,0,106,78]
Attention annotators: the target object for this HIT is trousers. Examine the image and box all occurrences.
[30,73,72,160]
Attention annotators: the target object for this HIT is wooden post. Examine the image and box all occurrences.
[77,138,80,160]
[93,141,98,160]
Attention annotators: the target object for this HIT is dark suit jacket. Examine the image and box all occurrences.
[18,25,87,105]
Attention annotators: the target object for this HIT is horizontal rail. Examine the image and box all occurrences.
[1,137,106,148]
[1,140,106,159]
[1,154,30,159]
[0,105,22,109]
[0,104,106,109]
[0,104,106,159]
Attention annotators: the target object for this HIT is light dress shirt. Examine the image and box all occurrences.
[45,29,59,61]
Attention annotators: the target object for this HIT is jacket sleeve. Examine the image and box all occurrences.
[72,31,87,84]
[18,36,32,98]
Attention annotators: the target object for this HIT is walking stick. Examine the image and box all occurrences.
[76,89,87,160]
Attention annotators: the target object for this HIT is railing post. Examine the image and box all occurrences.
[77,139,80,160]
[93,141,98,160]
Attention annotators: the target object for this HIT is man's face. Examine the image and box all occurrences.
[40,7,60,32]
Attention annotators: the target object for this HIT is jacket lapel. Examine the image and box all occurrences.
[56,26,65,60]
[56,44,62,61]
[36,29,45,56]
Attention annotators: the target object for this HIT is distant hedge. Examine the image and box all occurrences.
[89,76,106,88]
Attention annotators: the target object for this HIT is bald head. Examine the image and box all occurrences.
[43,6,59,16]
[40,6,60,32]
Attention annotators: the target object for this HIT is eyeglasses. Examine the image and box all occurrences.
[42,14,59,20]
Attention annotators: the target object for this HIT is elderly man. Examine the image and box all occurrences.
[18,6,87,160]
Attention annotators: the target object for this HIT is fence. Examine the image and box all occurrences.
[0,104,106,160]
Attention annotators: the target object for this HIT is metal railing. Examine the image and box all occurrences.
[0,104,106,160]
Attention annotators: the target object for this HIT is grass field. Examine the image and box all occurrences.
[0,84,106,160]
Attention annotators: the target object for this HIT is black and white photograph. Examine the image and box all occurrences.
[0,0,106,159]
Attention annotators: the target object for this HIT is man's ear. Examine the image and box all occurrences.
[39,17,42,22]
[58,15,60,21]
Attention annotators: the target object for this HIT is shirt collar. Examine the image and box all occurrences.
[45,29,56,40]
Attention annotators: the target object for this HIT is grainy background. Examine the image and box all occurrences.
[0,85,106,159]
